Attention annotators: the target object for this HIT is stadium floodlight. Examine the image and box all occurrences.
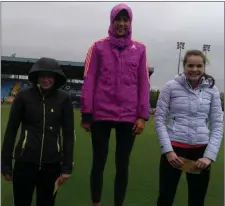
[177,42,185,74]
[203,44,211,56]
[202,44,211,73]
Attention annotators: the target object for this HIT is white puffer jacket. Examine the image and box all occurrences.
[155,73,224,161]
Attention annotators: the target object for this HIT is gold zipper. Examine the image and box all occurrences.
[38,87,46,170]
[57,135,60,152]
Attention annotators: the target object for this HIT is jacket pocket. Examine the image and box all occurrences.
[21,130,28,155]
[123,59,138,86]
[126,57,139,68]
[126,59,138,75]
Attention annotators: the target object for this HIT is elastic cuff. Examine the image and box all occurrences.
[138,108,150,121]
[61,170,72,174]
[1,166,12,176]
[81,113,93,123]
[203,150,217,162]
[138,116,149,121]
[61,166,73,174]
[161,144,173,154]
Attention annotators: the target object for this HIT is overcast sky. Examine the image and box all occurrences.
[1,2,224,91]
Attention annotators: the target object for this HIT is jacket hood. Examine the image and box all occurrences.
[28,57,66,89]
[175,73,212,88]
[108,3,133,48]
[110,3,133,26]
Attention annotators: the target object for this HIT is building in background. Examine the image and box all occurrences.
[1,56,154,107]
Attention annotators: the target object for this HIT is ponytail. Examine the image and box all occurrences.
[203,73,215,88]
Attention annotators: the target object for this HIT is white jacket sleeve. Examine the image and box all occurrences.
[203,86,224,162]
[154,81,173,154]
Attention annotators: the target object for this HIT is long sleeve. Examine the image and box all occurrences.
[203,86,224,162]
[138,47,150,121]
[80,43,99,122]
[154,82,173,154]
[61,93,75,174]
[1,92,23,175]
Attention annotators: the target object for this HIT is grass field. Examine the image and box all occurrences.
[1,104,224,206]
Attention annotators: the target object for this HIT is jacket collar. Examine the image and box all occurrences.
[32,84,57,99]
[175,73,210,90]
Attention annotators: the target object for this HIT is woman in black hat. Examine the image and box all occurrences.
[1,57,75,206]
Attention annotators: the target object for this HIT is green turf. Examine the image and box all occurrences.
[1,104,224,206]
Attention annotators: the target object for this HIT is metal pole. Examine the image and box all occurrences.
[177,42,185,75]
[177,47,181,74]
[202,44,211,73]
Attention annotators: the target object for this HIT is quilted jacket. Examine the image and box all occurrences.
[155,73,224,161]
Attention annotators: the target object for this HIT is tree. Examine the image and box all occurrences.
[150,89,160,108]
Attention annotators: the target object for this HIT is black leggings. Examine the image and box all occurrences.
[12,161,61,206]
[90,121,135,206]
[157,146,210,206]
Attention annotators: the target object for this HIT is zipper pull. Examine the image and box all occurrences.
[172,117,176,131]
[39,164,42,170]
[199,90,202,104]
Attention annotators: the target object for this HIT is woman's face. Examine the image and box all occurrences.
[184,55,205,81]
[113,11,131,37]
[38,72,55,90]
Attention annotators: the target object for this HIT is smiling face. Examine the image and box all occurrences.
[184,55,205,81]
[183,50,206,82]
[37,72,55,90]
[113,9,131,37]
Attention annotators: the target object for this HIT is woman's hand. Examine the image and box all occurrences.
[166,151,184,168]
[80,122,91,132]
[57,174,71,186]
[3,174,12,181]
[133,118,145,135]
[196,157,212,169]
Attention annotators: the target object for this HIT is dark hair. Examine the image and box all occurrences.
[114,9,129,21]
[183,50,215,88]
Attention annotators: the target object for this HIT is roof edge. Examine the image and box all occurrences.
[1,56,84,67]
[1,56,155,74]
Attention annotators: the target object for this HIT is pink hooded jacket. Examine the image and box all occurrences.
[80,3,150,123]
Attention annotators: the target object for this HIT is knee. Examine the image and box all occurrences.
[92,156,107,173]
[115,160,129,175]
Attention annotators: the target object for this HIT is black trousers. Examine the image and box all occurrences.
[12,160,61,206]
[90,121,135,206]
[157,146,210,206]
